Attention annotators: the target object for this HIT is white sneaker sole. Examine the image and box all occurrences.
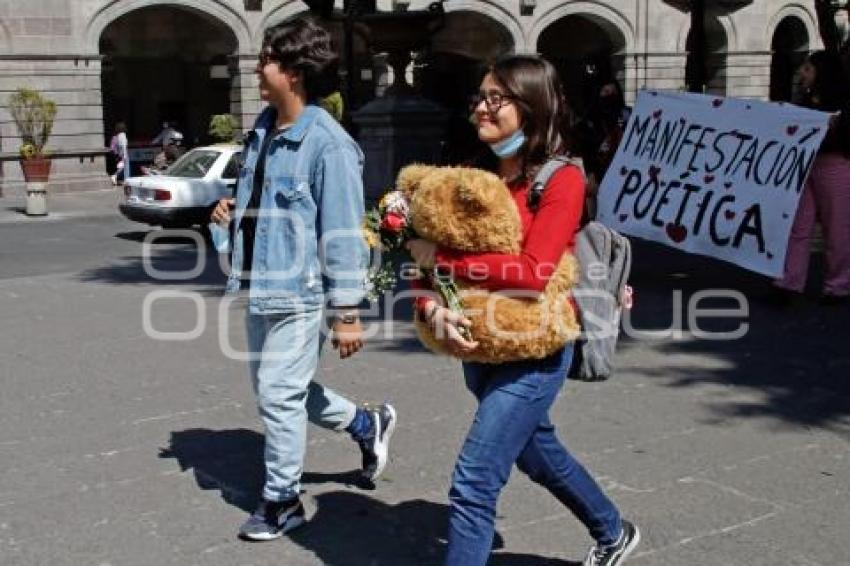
[615,524,641,565]
[370,404,397,481]
[239,511,307,541]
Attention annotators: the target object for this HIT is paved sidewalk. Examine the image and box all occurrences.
[0,186,122,224]
[1,211,848,566]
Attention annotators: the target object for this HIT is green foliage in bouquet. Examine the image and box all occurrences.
[362,189,470,339]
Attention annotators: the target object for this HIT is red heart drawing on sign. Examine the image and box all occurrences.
[665,223,688,243]
[704,174,715,183]
[724,210,736,220]
[786,125,799,135]
[712,99,723,107]
[652,109,662,119]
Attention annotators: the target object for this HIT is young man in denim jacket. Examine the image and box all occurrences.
[211,18,396,541]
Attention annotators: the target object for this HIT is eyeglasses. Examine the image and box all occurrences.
[469,91,515,113]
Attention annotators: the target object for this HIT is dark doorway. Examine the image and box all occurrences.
[99,5,238,172]
[770,17,809,102]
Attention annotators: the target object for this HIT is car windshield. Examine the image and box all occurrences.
[166,150,221,179]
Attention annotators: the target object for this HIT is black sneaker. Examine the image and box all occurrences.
[583,520,640,566]
[358,403,397,483]
[238,497,306,541]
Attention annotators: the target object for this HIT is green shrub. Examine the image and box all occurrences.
[208,114,238,143]
[8,88,57,158]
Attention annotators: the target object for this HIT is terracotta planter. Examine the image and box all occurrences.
[20,157,52,182]
[20,158,51,216]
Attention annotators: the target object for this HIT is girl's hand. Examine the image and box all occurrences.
[426,304,478,355]
[406,239,437,269]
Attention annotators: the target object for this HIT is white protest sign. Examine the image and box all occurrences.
[597,90,830,277]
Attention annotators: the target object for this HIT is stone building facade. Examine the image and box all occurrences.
[0,0,824,192]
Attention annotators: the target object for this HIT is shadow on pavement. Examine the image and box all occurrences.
[78,227,226,291]
[288,491,577,566]
[159,428,373,513]
[625,239,850,431]
[159,428,264,513]
[159,429,579,564]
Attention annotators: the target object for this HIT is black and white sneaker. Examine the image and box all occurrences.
[238,497,307,541]
[583,520,640,566]
[358,403,397,483]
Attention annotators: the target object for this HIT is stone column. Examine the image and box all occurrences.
[230,54,263,134]
[643,53,688,93]
[724,52,772,99]
[352,95,447,202]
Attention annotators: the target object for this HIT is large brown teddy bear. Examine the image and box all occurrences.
[398,164,581,364]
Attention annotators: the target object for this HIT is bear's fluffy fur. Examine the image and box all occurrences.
[399,164,581,364]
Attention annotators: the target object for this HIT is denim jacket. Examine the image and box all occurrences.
[225,105,368,313]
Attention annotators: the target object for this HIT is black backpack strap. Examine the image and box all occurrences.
[527,155,584,211]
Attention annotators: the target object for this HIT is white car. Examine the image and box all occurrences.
[119,145,241,228]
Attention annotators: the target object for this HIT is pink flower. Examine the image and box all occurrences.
[381,212,407,233]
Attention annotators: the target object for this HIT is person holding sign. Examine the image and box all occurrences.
[774,51,850,304]
[407,55,639,566]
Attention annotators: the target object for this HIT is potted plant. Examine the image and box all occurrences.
[8,88,57,215]
[208,113,238,144]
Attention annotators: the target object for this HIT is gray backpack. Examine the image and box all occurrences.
[530,157,632,381]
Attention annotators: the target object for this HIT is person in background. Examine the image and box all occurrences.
[574,78,631,219]
[151,121,181,148]
[774,50,850,305]
[110,121,130,185]
[141,133,184,175]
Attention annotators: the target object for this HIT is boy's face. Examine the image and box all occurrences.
[256,46,300,105]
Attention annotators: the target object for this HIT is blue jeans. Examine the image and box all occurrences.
[445,345,622,566]
[246,309,357,502]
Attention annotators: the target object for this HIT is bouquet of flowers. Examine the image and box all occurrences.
[362,191,467,334]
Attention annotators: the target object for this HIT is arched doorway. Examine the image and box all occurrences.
[770,16,809,102]
[537,14,627,117]
[99,5,238,166]
[686,15,728,95]
[417,11,514,164]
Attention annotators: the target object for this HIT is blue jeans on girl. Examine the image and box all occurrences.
[445,344,622,566]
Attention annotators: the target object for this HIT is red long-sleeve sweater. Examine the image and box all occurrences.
[414,165,585,312]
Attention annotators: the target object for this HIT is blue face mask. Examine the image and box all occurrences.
[489,128,526,158]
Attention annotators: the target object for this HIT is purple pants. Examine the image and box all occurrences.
[776,154,850,297]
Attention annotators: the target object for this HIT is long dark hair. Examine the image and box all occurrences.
[484,55,572,178]
[803,50,849,111]
[803,50,850,156]
[262,18,339,101]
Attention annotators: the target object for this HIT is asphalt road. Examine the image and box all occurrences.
[1,199,848,565]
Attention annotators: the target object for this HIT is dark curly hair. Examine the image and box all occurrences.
[262,18,339,101]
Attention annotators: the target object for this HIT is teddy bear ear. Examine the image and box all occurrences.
[397,164,437,196]
[455,168,497,212]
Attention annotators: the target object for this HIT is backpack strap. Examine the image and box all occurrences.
[527,155,585,211]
